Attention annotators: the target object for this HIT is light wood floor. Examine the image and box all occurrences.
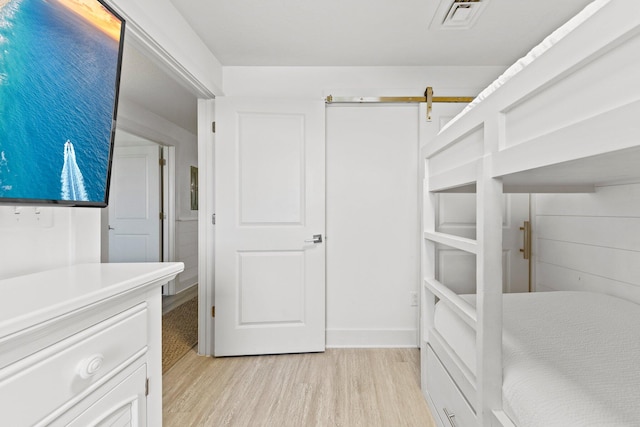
[163,348,437,427]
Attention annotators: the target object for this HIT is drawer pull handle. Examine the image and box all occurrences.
[77,354,104,379]
[443,408,457,427]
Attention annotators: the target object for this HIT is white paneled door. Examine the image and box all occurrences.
[108,145,161,263]
[215,98,326,357]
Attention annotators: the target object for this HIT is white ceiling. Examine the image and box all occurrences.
[118,0,596,135]
[168,0,594,66]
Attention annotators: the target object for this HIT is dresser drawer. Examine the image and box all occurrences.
[66,363,147,427]
[426,346,476,427]
[0,303,148,427]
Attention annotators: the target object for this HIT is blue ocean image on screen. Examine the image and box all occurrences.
[0,0,120,203]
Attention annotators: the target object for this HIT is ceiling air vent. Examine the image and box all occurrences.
[430,0,490,30]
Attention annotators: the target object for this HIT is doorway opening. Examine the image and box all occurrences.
[101,129,182,290]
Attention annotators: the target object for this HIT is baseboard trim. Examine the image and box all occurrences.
[326,328,418,348]
[162,284,197,315]
[176,275,198,294]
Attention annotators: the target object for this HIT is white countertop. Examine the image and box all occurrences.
[0,262,184,338]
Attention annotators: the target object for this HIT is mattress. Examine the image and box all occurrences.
[433,291,640,426]
[439,0,609,134]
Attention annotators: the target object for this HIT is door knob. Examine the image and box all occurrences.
[304,234,322,244]
[108,225,115,230]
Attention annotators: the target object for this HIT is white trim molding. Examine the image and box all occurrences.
[326,328,419,348]
[106,0,222,98]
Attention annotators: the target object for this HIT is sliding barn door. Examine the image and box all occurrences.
[215,97,326,357]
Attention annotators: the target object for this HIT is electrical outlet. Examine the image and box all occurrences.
[409,291,419,307]
[0,206,53,228]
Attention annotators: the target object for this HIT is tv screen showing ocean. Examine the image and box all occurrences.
[0,0,122,203]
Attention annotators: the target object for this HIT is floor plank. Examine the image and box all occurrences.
[163,348,437,427]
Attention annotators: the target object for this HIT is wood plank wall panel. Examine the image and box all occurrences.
[534,183,640,302]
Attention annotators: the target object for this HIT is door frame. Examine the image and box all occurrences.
[104,0,220,356]
[197,99,216,356]
[161,145,176,293]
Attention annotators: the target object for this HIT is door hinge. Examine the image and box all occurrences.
[212,121,216,133]
[145,378,150,396]
[159,212,166,220]
[159,158,166,166]
[212,213,216,225]
[212,306,215,317]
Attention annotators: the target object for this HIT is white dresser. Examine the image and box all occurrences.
[0,262,184,427]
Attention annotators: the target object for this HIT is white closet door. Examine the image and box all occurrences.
[108,145,161,263]
[215,97,326,357]
[325,104,420,347]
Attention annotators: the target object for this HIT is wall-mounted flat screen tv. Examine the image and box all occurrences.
[0,0,125,207]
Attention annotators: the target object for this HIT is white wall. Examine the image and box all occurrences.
[174,135,198,293]
[0,207,100,280]
[222,66,506,347]
[223,66,505,99]
[534,182,640,303]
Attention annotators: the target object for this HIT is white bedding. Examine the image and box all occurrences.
[433,291,640,426]
[439,0,609,134]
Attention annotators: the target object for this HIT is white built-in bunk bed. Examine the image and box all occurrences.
[421,1,640,426]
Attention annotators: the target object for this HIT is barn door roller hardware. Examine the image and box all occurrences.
[325,87,474,121]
